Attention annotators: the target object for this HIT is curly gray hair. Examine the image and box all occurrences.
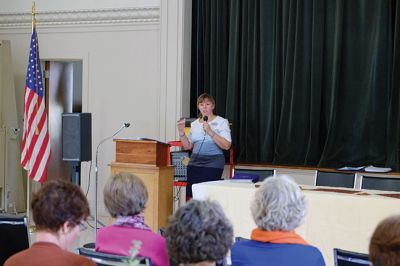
[165,200,233,264]
[251,175,307,231]
[103,172,148,217]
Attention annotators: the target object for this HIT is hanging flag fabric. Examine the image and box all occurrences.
[21,27,51,183]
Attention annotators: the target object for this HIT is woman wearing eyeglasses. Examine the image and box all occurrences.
[5,179,94,266]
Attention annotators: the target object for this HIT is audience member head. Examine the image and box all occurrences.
[32,179,90,249]
[369,215,400,266]
[104,172,148,217]
[251,175,306,231]
[165,200,233,266]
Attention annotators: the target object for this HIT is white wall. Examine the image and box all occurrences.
[0,1,192,220]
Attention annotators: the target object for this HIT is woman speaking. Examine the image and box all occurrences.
[177,93,231,199]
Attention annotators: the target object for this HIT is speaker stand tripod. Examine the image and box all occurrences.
[70,161,81,186]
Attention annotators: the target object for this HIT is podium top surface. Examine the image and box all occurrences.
[114,138,170,146]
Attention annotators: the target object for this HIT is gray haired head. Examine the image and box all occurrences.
[251,175,307,231]
[103,172,148,217]
[165,200,233,264]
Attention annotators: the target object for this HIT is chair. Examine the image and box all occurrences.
[235,236,250,242]
[78,248,152,266]
[315,171,356,188]
[333,248,370,266]
[233,168,274,182]
[361,175,400,192]
[0,214,30,265]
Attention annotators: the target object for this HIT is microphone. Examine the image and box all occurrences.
[94,122,131,242]
[203,116,208,135]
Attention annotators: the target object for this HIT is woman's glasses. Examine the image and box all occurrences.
[79,221,88,231]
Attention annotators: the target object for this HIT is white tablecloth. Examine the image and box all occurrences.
[193,180,400,266]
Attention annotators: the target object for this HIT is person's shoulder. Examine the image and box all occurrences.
[294,245,325,265]
[96,225,115,237]
[231,238,253,250]
[4,251,27,266]
[308,245,325,258]
[62,250,96,266]
[136,228,166,242]
[213,116,229,123]
[99,225,162,239]
[214,116,230,130]
[286,244,324,261]
[71,255,96,266]
[295,244,323,253]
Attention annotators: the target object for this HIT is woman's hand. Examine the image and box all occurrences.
[177,118,193,150]
[177,118,185,135]
[202,121,214,137]
[203,121,231,150]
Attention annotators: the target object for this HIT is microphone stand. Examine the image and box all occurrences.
[93,123,129,244]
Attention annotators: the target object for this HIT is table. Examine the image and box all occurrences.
[193,180,400,266]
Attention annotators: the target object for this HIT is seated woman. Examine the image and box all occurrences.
[165,200,233,266]
[5,179,94,266]
[369,214,400,265]
[96,172,169,266]
[231,175,325,266]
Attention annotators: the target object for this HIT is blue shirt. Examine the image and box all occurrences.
[231,240,326,266]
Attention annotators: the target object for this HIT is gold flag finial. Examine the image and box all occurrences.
[32,2,36,30]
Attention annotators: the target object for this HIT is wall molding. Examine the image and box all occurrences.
[0,7,160,28]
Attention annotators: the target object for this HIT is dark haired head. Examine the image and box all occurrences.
[165,200,233,264]
[370,215,400,266]
[32,179,90,233]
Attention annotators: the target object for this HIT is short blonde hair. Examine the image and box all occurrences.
[197,93,215,107]
[103,172,148,217]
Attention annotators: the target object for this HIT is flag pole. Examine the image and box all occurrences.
[26,1,36,228]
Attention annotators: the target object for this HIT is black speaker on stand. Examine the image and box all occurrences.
[62,113,92,185]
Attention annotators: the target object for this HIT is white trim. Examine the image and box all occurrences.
[0,7,160,28]
[159,0,192,142]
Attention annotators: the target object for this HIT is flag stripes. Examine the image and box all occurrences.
[21,27,51,183]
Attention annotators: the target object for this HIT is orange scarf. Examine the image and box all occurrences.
[251,228,309,246]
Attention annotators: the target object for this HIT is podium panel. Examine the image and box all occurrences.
[110,162,173,231]
[114,139,169,166]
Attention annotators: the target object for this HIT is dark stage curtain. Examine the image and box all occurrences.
[191,0,400,170]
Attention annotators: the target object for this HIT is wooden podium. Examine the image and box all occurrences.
[110,139,173,231]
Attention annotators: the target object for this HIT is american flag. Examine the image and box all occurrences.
[21,27,51,183]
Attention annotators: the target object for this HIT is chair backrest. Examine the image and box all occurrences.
[78,248,152,266]
[361,175,400,192]
[333,248,370,266]
[233,168,274,182]
[315,171,356,188]
[0,214,30,265]
[235,236,250,242]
